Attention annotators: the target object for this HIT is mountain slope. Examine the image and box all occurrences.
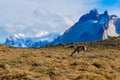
[52,9,119,44]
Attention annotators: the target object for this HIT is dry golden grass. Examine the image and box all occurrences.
[0,37,120,80]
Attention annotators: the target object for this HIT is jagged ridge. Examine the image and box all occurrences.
[52,9,119,44]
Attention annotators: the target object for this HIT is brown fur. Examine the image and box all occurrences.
[71,45,87,56]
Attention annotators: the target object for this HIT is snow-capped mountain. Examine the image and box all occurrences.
[5,33,59,48]
[52,9,120,44]
[4,9,120,47]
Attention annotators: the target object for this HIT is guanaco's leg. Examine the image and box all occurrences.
[83,47,87,55]
[70,49,77,56]
[77,50,81,54]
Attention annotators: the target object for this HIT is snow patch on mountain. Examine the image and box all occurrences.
[7,34,25,41]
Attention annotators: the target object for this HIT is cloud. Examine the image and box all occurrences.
[32,8,75,33]
[63,17,74,26]
[0,8,74,43]
[36,31,49,37]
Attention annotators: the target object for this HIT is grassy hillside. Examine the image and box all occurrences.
[0,37,120,80]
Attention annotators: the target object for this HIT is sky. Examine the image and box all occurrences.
[0,0,120,43]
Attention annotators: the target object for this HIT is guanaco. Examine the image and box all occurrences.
[71,45,87,56]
